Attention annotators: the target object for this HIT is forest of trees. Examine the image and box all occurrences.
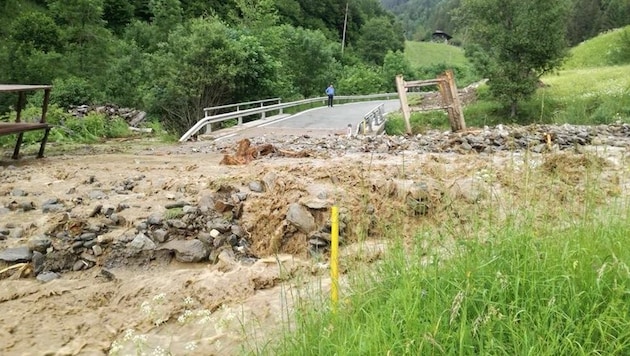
[1,0,629,134]
[0,0,407,133]
[381,0,630,45]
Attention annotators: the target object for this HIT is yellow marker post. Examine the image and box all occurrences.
[330,205,339,309]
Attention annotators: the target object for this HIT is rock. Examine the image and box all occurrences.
[92,245,103,256]
[42,198,59,205]
[19,201,35,211]
[248,181,265,193]
[28,236,52,254]
[80,252,97,263]
[42,203,65,213]
[79,232,97,241]
[89,204,103,217]
[167,219,187,229]
[10,188,27,196]
[72,260,88,271]
[306,185,330,200]
[286,203,316,234]
[37,272,61,283]
[217,249,237,266]
[147,213,164,225]
[214,200,234,213]
[209,229,221,238]
[299,197,329,209]
[262,172,278,192]
[198,194,215,212]
[100,268,116,281]
[182,205,198,214]
[0,246,32,262]
[450,177,489,203]
[158,239,208,263]
[197,232,213,245]
[165,201,189,209]
[231,225,245,238]
[32,251,45,274]
[128,233,156,250]
[10,227,25,239]
[151,229,169,243]
[309,238,328,247]
[88,190,106,200]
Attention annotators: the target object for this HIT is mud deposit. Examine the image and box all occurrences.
[0,132,628,355]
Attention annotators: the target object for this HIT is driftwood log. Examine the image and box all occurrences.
[220,138,310,165]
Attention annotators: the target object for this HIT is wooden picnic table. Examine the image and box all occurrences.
[0,84,52,159]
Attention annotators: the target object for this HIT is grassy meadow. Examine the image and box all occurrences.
[404,41,470,69]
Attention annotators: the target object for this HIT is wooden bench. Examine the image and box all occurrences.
[0,84,52,159]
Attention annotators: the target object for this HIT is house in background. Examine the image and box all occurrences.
[432,30,452,44]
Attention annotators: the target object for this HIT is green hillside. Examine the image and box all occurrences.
[404,41,469,69]
[563,26,630,69]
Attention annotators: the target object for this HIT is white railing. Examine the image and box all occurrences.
[356,103,385,135]
[179,93,398,142]
[203,98,282,117]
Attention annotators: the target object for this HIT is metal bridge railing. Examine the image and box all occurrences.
[356,103,386,136]
[179,93,397,142]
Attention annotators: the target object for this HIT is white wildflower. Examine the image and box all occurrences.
[141,301,152,315]
[178,309,193,324]
[151,345,168,356]
[196,309,212,325]
[123,328,135,341]
[153,293,166,302]
[132,334,148,344]
[185,341,198,352]
[108,341,123,355]
[183,296,194,305]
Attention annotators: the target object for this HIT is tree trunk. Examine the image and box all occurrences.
[510,101,518,118]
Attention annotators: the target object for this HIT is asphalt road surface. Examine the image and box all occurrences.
[214,99,401,140]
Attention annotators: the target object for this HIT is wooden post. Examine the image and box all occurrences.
[395,75,412,135]
[445,69,466,132]
[437,74,456,130]
[330,206,340,310]
[41,88,51,123]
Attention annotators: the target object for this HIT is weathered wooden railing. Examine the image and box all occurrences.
[180,93,398,142]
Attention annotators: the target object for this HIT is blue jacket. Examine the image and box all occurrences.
[326,86,335,95]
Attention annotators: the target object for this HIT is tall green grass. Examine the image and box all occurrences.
[270,152,630,355]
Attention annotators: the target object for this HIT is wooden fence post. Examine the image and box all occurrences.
[445,69,466,132]
[395,75,412,135]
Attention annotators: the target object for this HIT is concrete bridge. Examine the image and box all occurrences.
[180,94,401,142]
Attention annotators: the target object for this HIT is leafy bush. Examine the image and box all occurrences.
[50,76,103,109]
[337,65,385,95]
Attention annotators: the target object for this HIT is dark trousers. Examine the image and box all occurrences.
[328,95,334,107]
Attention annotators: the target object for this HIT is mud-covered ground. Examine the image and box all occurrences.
[1,127,629,355]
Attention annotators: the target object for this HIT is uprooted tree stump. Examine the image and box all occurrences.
[220,138,311,165]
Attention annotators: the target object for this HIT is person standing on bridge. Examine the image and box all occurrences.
[325,84,335,107]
